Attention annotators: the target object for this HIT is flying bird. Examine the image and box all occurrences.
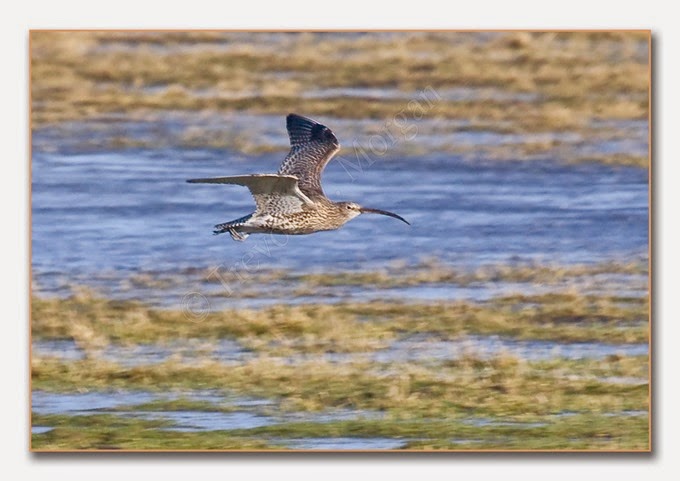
[187,113,409,241]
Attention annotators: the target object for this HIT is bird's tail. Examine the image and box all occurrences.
[213,214,253,241]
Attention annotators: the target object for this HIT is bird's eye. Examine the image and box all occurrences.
[346,205,352,209]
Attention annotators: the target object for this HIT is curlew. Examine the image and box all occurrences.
[187,113,409,241]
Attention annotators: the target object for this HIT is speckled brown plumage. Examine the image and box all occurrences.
[187,114,409,241]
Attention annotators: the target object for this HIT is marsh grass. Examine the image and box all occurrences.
[31,410,648,450]
[288,258,648,289]
[31,353,648,415]
[190,258,648,306]
[30,297,649,449]
[30,257,649,450]
[31,31,649,167]
[566,153,649,168]
[31,413,276,450]
[228,413,648,450]
[43,259,647,307]
[30,348,649,450]
[31,287,648,349]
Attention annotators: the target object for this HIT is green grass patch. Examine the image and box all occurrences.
[31,413,276,450]
[31,410,648,450]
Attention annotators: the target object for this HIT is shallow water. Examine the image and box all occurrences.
[149,411,275,431]
[33,334,649,369]
[31,386,647,449]
[31,389,384,438]
[31,389,266,416]
[32,390,158,415]
[31,426,55,435]
[32,129,648,305]
[32,339,251,366]
[372,335,649,363]
[461,417,548,428]
[282,437,407,450]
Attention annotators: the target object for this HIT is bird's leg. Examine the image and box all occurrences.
[228,228,249,242]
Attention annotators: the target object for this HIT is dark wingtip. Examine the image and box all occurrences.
[286,113,314,129]
[287,113,312,123]
[286,113,338,148]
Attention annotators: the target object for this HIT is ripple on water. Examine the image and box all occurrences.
[142,411,275,431]
[32,390,158,415]
[32,390,385,435]
[32,339,252,367]
[32,143,649,298]
[283,437,407,450]
[31,426,54,435]
[31,389,268,416]
[33,333,649,371]
[461,417,547,428]
[372,335,649,363]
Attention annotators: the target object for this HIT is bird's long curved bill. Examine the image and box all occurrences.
[360,207,410,225]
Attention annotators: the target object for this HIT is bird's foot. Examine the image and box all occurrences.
[229,229,249,242]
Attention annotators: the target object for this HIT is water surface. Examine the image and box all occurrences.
[32,144,648,305]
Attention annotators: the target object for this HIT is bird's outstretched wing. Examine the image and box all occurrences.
[187,174,314,215]
[278,113,340,197]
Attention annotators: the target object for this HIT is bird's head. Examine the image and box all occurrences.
[337,201,410,225]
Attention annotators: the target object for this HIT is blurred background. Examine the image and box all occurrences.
[30,31,650,450]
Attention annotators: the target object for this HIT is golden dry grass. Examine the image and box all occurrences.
[30,31,649,140]
[289,258,648,288]
[31,351,648,417]
[31,285,648,351]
